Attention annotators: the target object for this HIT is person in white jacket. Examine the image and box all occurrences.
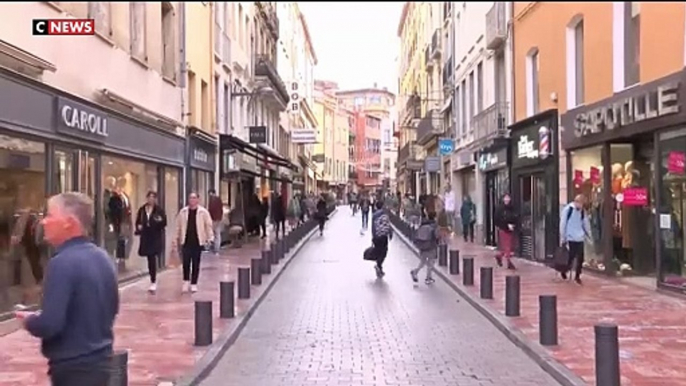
[174,192,214,293]
[443,186,456,234]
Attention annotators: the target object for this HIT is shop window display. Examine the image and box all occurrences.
[570,146,604,270]
[0,136,46,313]
[659,129,686,286]
[102,156,158,277]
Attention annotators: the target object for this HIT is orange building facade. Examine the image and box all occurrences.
[514,2,686,290]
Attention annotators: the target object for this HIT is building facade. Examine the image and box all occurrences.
[0,2,186,312]
[313,81,337,189]
[514,2,686,291]
[333,108,352,196]
[211,2,232,208]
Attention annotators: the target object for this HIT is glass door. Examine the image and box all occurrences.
[76,151,99,241]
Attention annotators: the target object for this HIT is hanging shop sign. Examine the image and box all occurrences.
[424,156,441,172]
[668,151,686,174]
[291,128,317,144]
[248,126,267,144]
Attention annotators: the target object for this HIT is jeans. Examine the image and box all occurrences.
[414,249,436,279]
[275,220,285,237]
[566,241,585,279]
[463,221,475,242]
[213,221,222,253]
[372,235,389,268]
[50,359,110,386]
[182,244,203,285]
[146,255,158,283]
[361,211,370,229]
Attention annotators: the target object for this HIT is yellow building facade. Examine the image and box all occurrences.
[313,87,337,186]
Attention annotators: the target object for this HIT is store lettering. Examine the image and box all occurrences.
[517,135,538,159]
[573,82,680,138]
[194,148,209,164]
[61,105,109,137]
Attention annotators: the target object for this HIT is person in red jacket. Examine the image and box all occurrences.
[207,189,224,255]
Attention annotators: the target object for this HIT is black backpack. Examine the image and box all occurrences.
[565,204,584,226]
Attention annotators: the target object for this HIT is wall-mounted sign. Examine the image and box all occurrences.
[56,97,108,141]
[438,137,454,156]
[478,148,507,172]
[289,81,300,114]
[425,156,440,173]
[249,126,267,144]
[538,126,550,159]
[189,135,216,171]
[510,114,557,170]
[517,135,538,159]
[406,160,423,171]
[623,187,648,206]
[291,128,317,144]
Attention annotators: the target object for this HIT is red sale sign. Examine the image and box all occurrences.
[668,151,685,174]
[623,187,648,206]
[590,166,600,184]
[574,170,584,184]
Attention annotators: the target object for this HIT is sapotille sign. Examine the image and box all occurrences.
[291,128,317,144]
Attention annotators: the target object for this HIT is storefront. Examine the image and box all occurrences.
[452,149,477,201]
[477,140,510,247]
[0,70,185,314]
[186,128,217,205]
[509,109,560,262]
[560,69,686,289]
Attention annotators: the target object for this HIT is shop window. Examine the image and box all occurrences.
[191,169,211,204]
[102,156,158,277]
[569,146,603,269]
[0,137,46,314]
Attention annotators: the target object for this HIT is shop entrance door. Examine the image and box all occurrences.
[76,151,99,241]
[520,173,547,261]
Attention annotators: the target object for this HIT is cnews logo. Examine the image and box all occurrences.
[32,19,95,36]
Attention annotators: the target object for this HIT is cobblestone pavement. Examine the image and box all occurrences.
[200,211,559,386]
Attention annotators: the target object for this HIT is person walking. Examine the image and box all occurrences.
[560,194,591,284]
[410,211,440,284]
[135,191,167,293]
[494,193,518,270]
[315,193,328,236]
[207,189,224,255]
[260,196,269,239]
[271,192,286,238]
[15,192,118,386]
[460,195,476,243]
[174,192,214,293]
[371,200,392,278]
[286,193,301,228]
[443,186,456,235]
[359,193,371,234]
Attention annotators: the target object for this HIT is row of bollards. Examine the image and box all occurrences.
[390,212,621,386]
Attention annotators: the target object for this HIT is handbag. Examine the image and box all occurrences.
[363,246,377,261]
[552,245,569,273]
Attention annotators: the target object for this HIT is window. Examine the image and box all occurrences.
[130,3,147,61]
[238,4,244,49]
[370,95,381,104]
[476,62,483,113]
[566,16,585,108]
[161,2,175,79]
[460,79,466,135]
[526,48,540,116]
[468,71,474,126]
[625,2,640,86]
[224,83,230,134]
[454,84,460,136]
[88,2,111,36]
[188,71,197,126]
[215,76,221,132]
[201,80,209,130]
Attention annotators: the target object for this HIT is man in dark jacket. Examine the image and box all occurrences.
[494,193,518,270]
[271,193,286,238]
[208,189,224,254]
[15,192,118,386]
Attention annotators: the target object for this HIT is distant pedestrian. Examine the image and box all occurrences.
[15,192,118,386]
[174,192,214,293]
[460,195,476,243]
[359,194,371,234]
[371,200,392,278]
[494,193,518,270]
[315,193,328,236]
[559,194,591,284]
[443,186,456,234]
[260,196,269,238]
[271,193,286,238]
[411,211,440,284]
[135,190,167,293]
[207,189,224,254]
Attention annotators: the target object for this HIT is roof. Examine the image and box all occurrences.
[397,2,410,37]
[335,88,396,98]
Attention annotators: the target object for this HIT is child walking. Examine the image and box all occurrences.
[411,211,440,284]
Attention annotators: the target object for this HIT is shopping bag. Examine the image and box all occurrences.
[168,245,182,268]
[552,245,569,273]
[363,246,377,261]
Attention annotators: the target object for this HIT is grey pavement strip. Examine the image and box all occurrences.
[174,209,337,386]
[390,222,587,386]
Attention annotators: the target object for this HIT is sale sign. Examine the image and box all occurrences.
[590,166,600,184]
[573,170,584,185]
[668,151,685,174]
[623,187,648,206]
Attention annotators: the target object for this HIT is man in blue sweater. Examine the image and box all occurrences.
[559,194,591,284]
[15,192,119,386]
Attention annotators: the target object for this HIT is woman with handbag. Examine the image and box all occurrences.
[135,191,167,293]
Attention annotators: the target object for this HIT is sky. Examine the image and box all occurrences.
[298,2,404,94]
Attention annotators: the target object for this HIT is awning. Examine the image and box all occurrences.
[219,134,297,171]
[440,97,452,114]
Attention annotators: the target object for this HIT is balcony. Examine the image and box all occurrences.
[416,109,443,146]
[486,2,507,50]
[398,141,415,164]
[442,56,453,86]
[402,94,421,127]
[430,29,441,60]
[425,45,433,71]
[254,54,289,110]
[471,102,509,146]
[348,171,358,180]
[256,2,279,40]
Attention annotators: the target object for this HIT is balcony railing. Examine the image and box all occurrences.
[221,32,230,64]
[425,45,433,70]
[442,56,453,86]
[486,2,507,50]
[398,141,415,164]
[430,29,441,59]
[254,54,289,104]
[471,102,509,143]
[256,2,279,40]
[403,94,421,126]
[416,109,442,145]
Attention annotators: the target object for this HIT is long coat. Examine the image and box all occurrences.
[135,204,167,257]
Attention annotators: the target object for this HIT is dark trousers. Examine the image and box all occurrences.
[275,220,285,237]
[463,222,475,242]
[50,361,110,386]
[317,218,325,233]
[567,241,585,279]
[372,236,389,268]
[146,255,158,283]
[260,221,267,237]
[361,211,370,228]
[182,244,203,284]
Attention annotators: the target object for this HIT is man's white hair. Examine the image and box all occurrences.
[49,192,94,233]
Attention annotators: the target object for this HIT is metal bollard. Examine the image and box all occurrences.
[250,258,262,285]
[449,249,460,275]
[194,300,213,346]
[480,267,493,299]
[505,275,520,317]
[462,257,474,286]
[270,242,279,264]
[219,281,235,318]
[539,295,558,346]
[595,324,621,386]
[260,250,272,274]
[237,267,251,299]
[283,232,291,252]
[108,350,128,386]
[438,244,448,267]
[279,238,286,260]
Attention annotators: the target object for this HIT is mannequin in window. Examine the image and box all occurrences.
[611,163,625,195]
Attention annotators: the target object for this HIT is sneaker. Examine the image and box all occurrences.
[375,265,383,278]
[425,277,435,285]
[561,272,568,280]
[495,256,503,267]
[507,261,516,270]
[148,283,157,293]
[182,281,190,293]
[410,270,418,283]
[190,285,198,293]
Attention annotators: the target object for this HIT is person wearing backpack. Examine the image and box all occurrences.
[371,200,392,278]
[559,194,591,284]
[410,211,440,284]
